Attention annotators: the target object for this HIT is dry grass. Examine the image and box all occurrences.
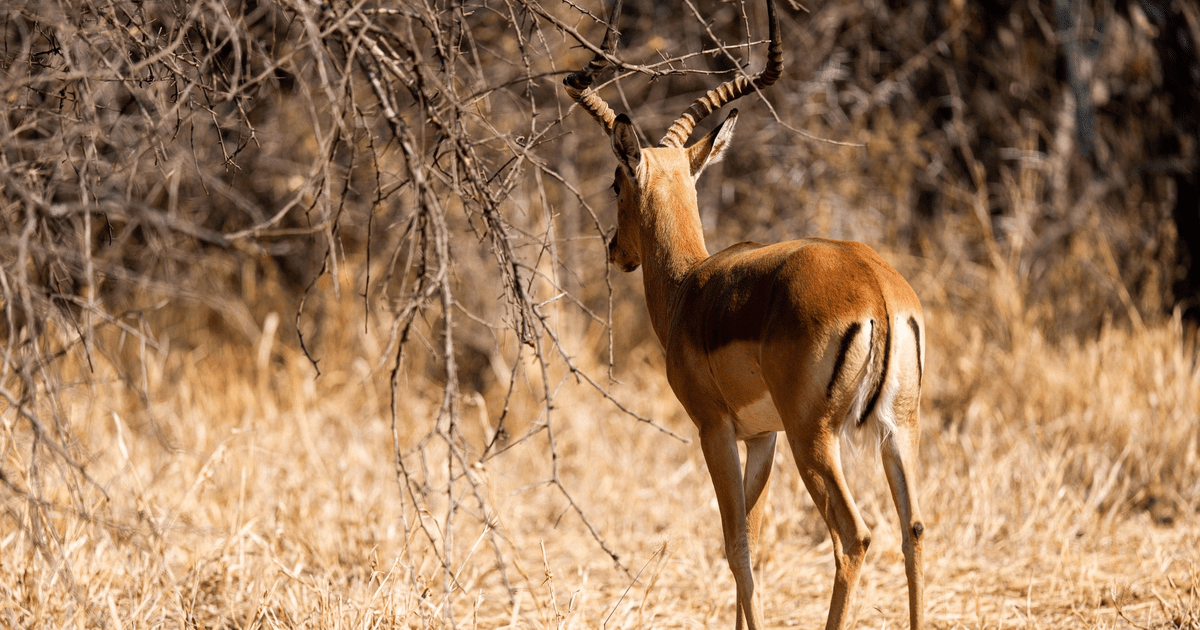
[3,0,1200,627]
[1,263,1197,628]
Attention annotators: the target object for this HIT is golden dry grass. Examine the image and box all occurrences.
[1,259,1197,629]
[2,0,1199,627]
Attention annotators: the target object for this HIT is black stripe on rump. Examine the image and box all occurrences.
[859,317,892,426]
[908,315,923,390]
[826,321,863,399]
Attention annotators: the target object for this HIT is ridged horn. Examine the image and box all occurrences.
[563,0,624,135]
[659,0,783,148]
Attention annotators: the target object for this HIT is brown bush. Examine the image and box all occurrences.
[1,0,1197,626]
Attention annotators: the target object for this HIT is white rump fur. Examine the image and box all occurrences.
[842,319,875,430]
[840,315,911,451]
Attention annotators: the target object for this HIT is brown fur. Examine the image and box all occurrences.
[608,112,926,630]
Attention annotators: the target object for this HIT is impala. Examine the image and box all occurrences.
[564,1,926,628]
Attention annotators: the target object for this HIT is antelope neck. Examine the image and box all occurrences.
[636,164,709,346]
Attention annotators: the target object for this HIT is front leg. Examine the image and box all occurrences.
[743,433,776,566]
[698,417,763,630]
[742,433,776,629]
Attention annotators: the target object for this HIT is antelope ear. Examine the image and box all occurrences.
[687,109,738,178]
[611,114,642,171]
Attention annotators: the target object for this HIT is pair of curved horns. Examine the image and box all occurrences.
[563,0,783,147]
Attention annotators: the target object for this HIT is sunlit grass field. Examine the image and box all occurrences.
[3,256,1197,629]
[3,0,1199,626]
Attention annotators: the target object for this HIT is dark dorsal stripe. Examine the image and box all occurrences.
[826,321,863,399]
[909,315,923,390]
[859,316,892,426]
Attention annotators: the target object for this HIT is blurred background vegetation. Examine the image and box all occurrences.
[1,0,1198,626]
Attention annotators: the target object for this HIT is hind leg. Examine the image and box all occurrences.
[785,428,872,630]
[882,412,925,629]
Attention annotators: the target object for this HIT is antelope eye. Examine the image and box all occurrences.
[611,179,620,196]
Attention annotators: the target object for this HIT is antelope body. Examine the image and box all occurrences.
[566,2,927,628]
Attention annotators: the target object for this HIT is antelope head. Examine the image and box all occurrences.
[563,0,783,274]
